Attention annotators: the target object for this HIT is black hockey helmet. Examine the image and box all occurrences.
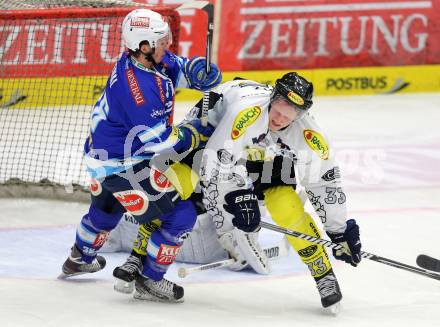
[272,72,313,111]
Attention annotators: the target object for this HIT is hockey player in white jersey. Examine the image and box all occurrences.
[198,73,362,311]
[112,73,361,311]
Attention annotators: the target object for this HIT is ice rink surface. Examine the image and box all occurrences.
[1,93,440,327]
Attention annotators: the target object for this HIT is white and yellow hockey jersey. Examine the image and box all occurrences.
[197,79,347,234]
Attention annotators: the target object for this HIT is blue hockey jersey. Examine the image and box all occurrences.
[84,51,192,179]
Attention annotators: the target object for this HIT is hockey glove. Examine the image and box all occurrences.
[184,57,222,91]
[179,118,214,151]
[224,189,261,233]
[327,219,362,267]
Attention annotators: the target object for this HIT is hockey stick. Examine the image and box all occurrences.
[178,239,290,278]
[176,1,214,127]
[200,3,214,127]
[178,258,234,278]
[260,221,440,281]
[416,254,440,272]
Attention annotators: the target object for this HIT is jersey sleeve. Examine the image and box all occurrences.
[295,117,348,233]
[159,51,191,89]
[121,78,192,156]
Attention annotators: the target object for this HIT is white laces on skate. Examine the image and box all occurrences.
[69,254,98,270]
[317,273,338,298]
[81,258,104,272]
[153,278,175,295]
[120,255,142,274]
[134,276,183,303]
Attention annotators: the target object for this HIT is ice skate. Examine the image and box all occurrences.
[133,274,184,303]
[315,269,342,315]
[60,245,106,278]
[113,253,143,294]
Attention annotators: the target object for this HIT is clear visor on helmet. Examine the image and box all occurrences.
[154,33,172,49]
[271,94,308,120]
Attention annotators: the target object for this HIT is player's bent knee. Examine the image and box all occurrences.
[160,200,197,235]
[88,203,122,231]
[264,186,304,227]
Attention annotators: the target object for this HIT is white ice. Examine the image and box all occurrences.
[1,93,440,327]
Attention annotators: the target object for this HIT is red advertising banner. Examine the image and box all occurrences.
[218,0,440,71]
[0,7,180,78]
[1,0,438,75]
[0,18,123,77]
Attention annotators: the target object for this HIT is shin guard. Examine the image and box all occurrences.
[264,186,332,279]
[75,204,121,263]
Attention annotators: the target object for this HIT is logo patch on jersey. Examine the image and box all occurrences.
[298,245,318,258]
[114,190,149,216]
[322,167,341,182]
[150,168,174,192]
[287,91,304,106]
[92,231,109,248]
[156,244,181,264]
[217,149,234,165]
[126,68,145,106]
[303,129,329,160]
[231,106,262,140]
[89,178,102,196]
[130,17,150,28]
[155,76,166,104]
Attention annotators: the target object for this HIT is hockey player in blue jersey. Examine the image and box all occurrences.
[61,8,221,303]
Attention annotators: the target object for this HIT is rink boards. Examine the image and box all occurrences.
[1,64,439,109]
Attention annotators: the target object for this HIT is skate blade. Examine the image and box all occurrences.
[133,291,184,303]
[57,271,87,279]
[324,302,342,316]
[114,279,135,294]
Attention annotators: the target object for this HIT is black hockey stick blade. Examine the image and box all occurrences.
[417,255,440,272]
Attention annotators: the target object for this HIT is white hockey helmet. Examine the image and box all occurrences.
[122,8,170,51]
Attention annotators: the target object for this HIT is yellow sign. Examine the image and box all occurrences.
[2,65,439,109]
[0,76,108,108]
[303,129,329,160]
[231,106,262,140]
[174,64,440,101]
[287,91,304,105]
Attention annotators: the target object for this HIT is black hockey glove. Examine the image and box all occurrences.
[327,219,362,267]
[224,189,261,233]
